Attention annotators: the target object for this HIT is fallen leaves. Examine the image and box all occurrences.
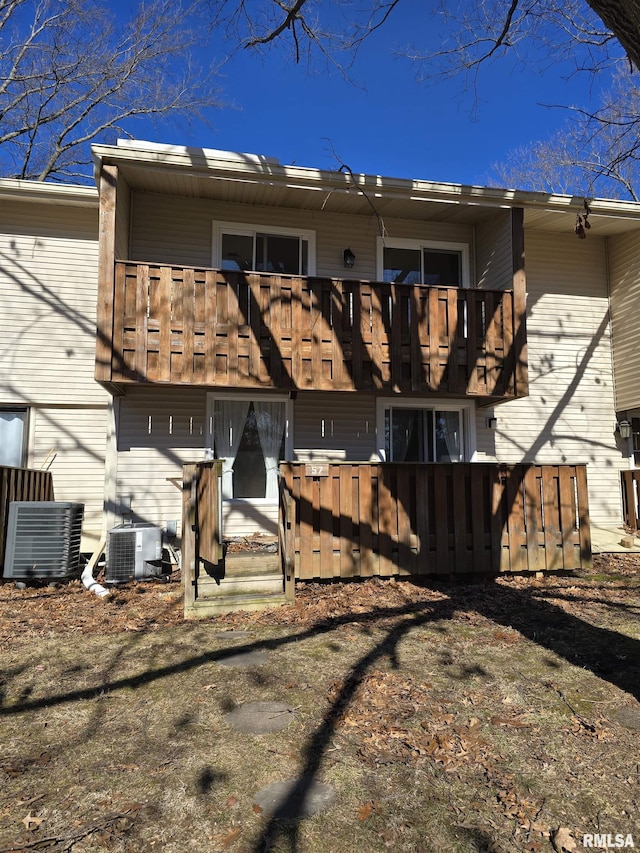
[21,811,44,831]
[569,715,613,741]
[218,825,242,849]
[325,670,493,774]
[551,826,577,852]
[357,801,377,821]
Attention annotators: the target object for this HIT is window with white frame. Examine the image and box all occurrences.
[376,399,476,463]
[212,222,316,276]
[0,409,28,467]
[206,394,292,500]
[377,238,470,288]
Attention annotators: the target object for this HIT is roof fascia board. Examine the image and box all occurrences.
[91,143,640,222]
[0,177,97,207]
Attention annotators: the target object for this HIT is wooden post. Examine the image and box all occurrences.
[284,488,296,602]
[182,463,198,616]
[511,207,529,397]
[576,464,593,568]
[95,164,118,383]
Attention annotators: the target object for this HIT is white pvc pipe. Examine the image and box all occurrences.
[81,536,110,598]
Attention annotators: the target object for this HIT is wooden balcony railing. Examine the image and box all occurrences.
[97,262,528,398]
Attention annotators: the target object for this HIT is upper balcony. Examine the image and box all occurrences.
[95,261,528,400]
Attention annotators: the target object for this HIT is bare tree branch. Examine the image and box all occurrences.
[490,69,640,200]
[0,0,224,181]
[209,0,640,196]
[243,0,308,47]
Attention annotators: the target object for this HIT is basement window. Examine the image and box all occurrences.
[0,409,28,467]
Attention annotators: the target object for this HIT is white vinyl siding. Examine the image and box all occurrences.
[0,198,105,406]
[0,187,109,549]
[114,387,206,535]
[32,406,108,548]
[475,210,512,290]
[129,192,475,281]
[608,231,640,412]
[293,393,377,462]
[479,231,621,526]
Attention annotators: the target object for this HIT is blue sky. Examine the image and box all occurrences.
[129,1,611,186]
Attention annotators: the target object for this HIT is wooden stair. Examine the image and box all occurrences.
[185,551,289,617]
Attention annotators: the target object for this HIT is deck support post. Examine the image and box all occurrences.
[182,463,198,616]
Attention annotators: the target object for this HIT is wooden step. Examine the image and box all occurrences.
[223,552,280,577]
[197,571,284,597]
[185,590,289,618]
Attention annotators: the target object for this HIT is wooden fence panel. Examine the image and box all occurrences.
[0,467,54,575]
[196,460,223,567]
[279,462,591,580]
[182,461,223,614]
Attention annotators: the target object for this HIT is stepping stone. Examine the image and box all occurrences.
[214,630,253,641]
[224,701,295,733]
[218,649,269,667]
[253,777,335,820]
[610,706,640,732]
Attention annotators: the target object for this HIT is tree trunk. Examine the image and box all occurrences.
[587,0,640,70]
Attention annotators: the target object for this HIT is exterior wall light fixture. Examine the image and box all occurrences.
[343,247,356,269]
[617,419,632,440]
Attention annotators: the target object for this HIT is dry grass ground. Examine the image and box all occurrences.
[0,555,639,853]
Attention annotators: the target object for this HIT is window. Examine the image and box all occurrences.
[0,409,28,467]
[206,395,292,500]
[376,399,475,463]
[213,222,316,276]
[377,238,470,288]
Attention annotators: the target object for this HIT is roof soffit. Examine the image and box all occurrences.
[93,144,640,236]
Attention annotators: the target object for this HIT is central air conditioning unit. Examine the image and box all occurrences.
[3,501,84,580]
[105,523,163,583]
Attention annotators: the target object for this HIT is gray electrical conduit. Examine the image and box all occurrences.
[81,535,110,598]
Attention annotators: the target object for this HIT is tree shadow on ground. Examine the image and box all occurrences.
[2,573,637,851]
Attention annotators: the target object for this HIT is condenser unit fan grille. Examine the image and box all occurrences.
[105,524,163,583]
[106,530,138,582]
[3,502,84,579]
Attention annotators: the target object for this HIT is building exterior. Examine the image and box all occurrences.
[0,179,108,550]
[3,140,640,576]
[91,140,640,550]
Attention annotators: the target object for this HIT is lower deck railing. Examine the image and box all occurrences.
[621,470,640,531]
[182,461,592,599]
[280,462,592,578]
